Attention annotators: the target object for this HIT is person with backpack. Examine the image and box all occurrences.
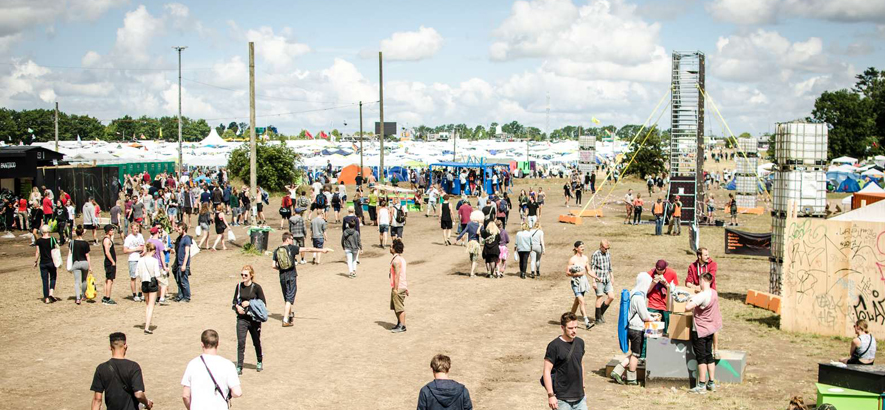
[288,209,308,265]
[390,201,407,239]
[610,272,658,386]
[279,191,293,230]
[273,232,330,327]
[232,265,266,375]
[310,212,328,265]
[90,332,153,410]
[542,312,586,410]
[312,187,328,219]
[331,190,342,223]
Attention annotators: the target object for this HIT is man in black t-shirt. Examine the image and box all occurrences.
[525,198,540,229]
[273,232,330,327]
[91,332,152,410]
[542,312,586,410]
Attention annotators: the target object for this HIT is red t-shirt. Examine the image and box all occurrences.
[42,197,53,215]
[18,199,27,212]
[281,195,292,208]
[646,267,679,311]
[458,204,473,224]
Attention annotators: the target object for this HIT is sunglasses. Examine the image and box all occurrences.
[241,273,250,277]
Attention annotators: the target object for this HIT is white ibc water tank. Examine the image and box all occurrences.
[774,122,827,165]
[772,169,826,216]
[736,175,757,194]
[579,135,595,150]
[736,194,756,209]
[736,156,759,175]
[738,137,758,156]
[770,215,787,260]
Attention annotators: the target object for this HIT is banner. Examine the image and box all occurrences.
[724,228,771,256]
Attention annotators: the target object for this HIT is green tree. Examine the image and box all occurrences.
[489,122,499,135]
[221,129,237,140]
[616,124,645,141]
[622,127,667,179]
[811,89,877,158]
[227,142,302,192]
[215,123,226,136]
[227,121,239,135]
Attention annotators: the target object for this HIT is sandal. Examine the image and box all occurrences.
[43,298,51,304]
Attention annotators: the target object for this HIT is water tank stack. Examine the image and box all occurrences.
[769,121,828,295]
[578,135,596,175]
[735,137,759,209]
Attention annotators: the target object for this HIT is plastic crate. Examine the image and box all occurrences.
[737,138,758,156]
[736,194,756,209]
[736,175,758,194]
[770,259,783,295]
[771,214,786,260]
[774,122,827,165]
[579,136,595,150]
[577,162,595,173]
[736,156,759,175]
[772,170,826,216]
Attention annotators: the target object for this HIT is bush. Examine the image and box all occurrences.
[227,142,301,192]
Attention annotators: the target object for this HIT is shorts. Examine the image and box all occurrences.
[310,203,322,211]
[294,237,305,247]
[84,224,95,230]
[390,288,407,313]
[707,205,715,212]
[379,224,389,234]
[257,203,264,212]
[595,278,613,296]
[440,220,453,230]
[105,264,117,280]
[141,278,159,294]
[279,271,297,303]
[628,328,645,356]
[128,261,139,279]
[691,331,715,364]
[312,238,324,248]
[199,222,209,233]
[391,226,403,238]
[332,204,341,212]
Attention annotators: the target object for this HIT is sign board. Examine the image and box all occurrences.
[781,208,885,337]
[375,122,397,137]
[724,228,771,256]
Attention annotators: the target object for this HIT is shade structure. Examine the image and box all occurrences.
[337,164,373,185]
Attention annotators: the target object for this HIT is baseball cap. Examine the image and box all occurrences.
[574,240,584,248]
[655,259,668,270]
[104,224,115,233]
[150,226,159,235]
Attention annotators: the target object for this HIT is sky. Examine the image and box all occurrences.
[0,0,883,137]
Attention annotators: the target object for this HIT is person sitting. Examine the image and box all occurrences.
[840,319,876,365]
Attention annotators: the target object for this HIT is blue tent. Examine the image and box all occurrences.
[836,178,861,193]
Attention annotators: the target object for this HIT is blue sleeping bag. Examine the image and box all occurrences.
[617,289,630,354]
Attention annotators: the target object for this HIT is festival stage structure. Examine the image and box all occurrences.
[666,51,705,225]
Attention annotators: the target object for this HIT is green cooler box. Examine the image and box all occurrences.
[816,383,880,410]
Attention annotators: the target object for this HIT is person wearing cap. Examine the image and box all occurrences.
[646,259,679,335]
[668,195,682,235]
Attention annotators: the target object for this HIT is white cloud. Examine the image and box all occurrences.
[0,0,126,52]
[235,25,311,70]
[706,0,885,24]
[112,6,164,64]
[368,26,444,61]
[712,29,841,83]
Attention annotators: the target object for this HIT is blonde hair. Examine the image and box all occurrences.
[856,319,869,333]
[485,221,500,235]
[242,265,255,280]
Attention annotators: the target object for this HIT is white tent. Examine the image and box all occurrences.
[832,198,885,222]
[200,128,226,146]
[858,182,885,193]
[831,156,857,166]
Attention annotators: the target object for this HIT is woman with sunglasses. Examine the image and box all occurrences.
[233,265,266,375]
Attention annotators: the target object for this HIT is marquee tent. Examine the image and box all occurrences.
[200,129,226,147]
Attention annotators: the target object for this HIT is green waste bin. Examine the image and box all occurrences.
[248,227,272,252]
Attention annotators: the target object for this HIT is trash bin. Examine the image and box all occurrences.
[248,227,271,251]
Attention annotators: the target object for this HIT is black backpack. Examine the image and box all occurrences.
[316,193,327,207]
[394,207,407,224]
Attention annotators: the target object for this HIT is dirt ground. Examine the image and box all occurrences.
[0,161,864,409]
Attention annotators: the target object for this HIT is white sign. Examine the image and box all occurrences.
[0,162,16,169]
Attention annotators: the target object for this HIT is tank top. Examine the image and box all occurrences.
[389,255,407,290]
[855,334,877,362]
[694,290,723,338]
[103,237,116,267]
[440,202,452,222]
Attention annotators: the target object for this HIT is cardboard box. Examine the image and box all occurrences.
[668,312,693,341]
[644,321,665,338]
[668,286,692,313]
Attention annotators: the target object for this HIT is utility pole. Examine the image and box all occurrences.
[453,129,456,161]
[54,102,59,152]
[359,101,364,179]
[248,42,257,226]
[378,51,385,184]
[173,46,187,179]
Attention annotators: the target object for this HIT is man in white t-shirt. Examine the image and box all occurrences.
[311,181,323,202]
[123,223,145,302]
[181,329,242,410]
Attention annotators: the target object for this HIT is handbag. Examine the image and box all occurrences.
[190,243,201,257]
[50,237,63,268]
[195,225,202,237]
[85,273,97,300]
[200,355,232,408]
[227,230,236,242]
[66,241,74,271]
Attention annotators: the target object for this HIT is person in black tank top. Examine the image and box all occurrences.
[102,225,118,305]
[439,195,454,245]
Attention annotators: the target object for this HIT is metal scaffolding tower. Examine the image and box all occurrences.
[667,50,705,224]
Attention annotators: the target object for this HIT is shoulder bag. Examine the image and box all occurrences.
[50,237,63,268]
[200,355,231,408]
[540,338,578,388]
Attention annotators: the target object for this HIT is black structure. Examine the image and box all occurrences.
[36,166,121,211]
[818,362,885,395]
[0,146,64,196]
[667,51,705,224]
[374,121,397,137]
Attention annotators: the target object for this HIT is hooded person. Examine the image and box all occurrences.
[417,354,473,410]
[611,272,658,386]
[341,220,362,278]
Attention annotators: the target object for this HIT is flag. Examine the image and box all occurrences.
[591,117,601,125]
[159,128,163,138]
[305,130,313,140]
[76,134,81,142]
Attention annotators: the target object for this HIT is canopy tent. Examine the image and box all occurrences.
[831,156,857,166]
[858,182,885,193]
[429,160,505,195]
[200,128,227,147]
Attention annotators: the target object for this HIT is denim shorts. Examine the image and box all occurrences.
[379,224,390,234]
[312,238,324,248]
[128,261,139,279]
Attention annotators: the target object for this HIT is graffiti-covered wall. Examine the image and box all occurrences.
[781,213,885,337]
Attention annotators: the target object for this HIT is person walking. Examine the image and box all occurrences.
[567,241,600,330]
[137,242,161,334]
[102,225,118,305]
[652,197,665,236]
[389,239,409,333]
[591,240,614,325]
[525,196,540,228]
[123,223,145,302]
[610,272,658,386]
[456,198,473,235]
[563,182,572,208]
[288,208,308,264]
[54,198,68,245]
[390,201,407,240]
[233,265,266,375]
[417,354,473,410]
[668,195,682,235]
[69,225,91,305]
[377,198,391,248]
[83,197,98,245]
[515,223,532,279]
[34,225,60,304]
[529,223,546,278]
[727,193,738,226]
[196,203,211,249]
[480,220,501,279]
[623,189,634,225]
[310,211,328,264]
[439,194,454,245]
[542,312,587,410]
[342,219,362,278]
[685,272,723,393]
[90,332,153,410]
[454,210,483,277]
[181,329,242,409]
[368,189,379,226]
[632,193,643,225]
[211,204,228,251]
[273,232,329,327]
[172,223,193,303]
[496,219,509,277]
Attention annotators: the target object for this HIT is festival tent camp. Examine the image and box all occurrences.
[200,128,227,147]
[337,164,373,185]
